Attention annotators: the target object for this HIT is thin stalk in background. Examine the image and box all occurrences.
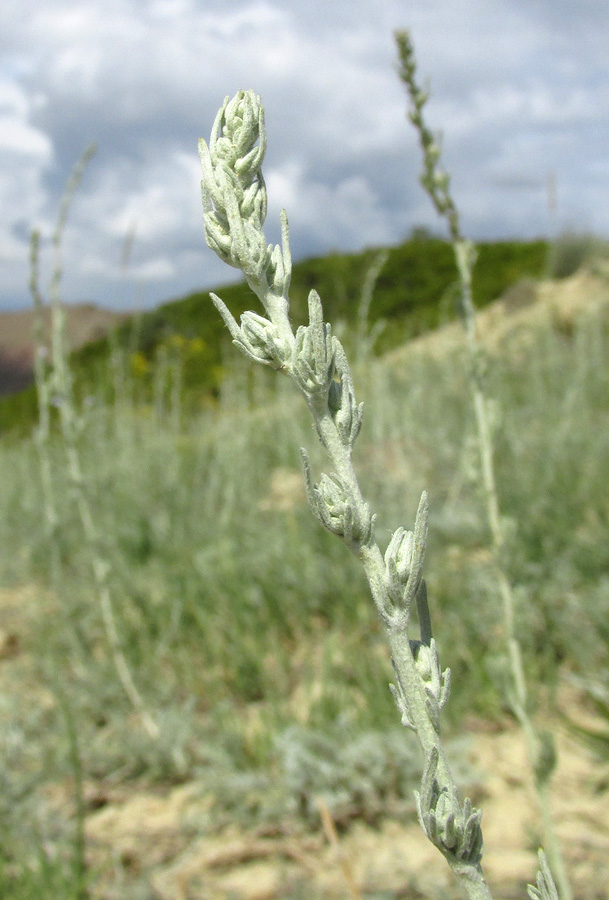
[395,28,571,900]
[33,144,160,742]
[355,248,389,367]
[30,229,61,585]
[50,668,89,900]
[317,796,362,900]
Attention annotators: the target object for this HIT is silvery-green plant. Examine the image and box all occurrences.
[528,850,560,900]
[395,28,571,900]
[355,248,389,367]
[29,145,161,743]
[199,89,559,899]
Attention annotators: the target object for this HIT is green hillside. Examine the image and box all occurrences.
[0,235,548,434]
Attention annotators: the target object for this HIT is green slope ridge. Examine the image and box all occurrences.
[0,235,548,434]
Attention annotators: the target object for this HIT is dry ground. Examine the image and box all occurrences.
[2,269,609,899]
[1,564,608,896]
[77,699,609,900]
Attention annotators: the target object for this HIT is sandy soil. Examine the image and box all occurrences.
[1,584,608,900]
[385,268,609,368]
[79,700,609,900]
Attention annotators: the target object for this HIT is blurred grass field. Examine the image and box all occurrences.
[0,260,608,898]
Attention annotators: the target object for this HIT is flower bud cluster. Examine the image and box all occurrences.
[329,341,364,450]
[410,638,451,732]
[415,747,483,865]
[382,492,428,625]
[292,290,335,398]
[199,91,267,271]
[208,294,293,370]
[290,291,363,452]
[199,90,291,316]
[239,310,292,368]
[301,456,373,550]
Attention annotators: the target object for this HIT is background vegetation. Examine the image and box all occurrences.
[0,234,548,436]
[0,231,608,896]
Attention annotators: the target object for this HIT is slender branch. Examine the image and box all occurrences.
[39,145,160,741]
[200,88,493,900]
[395,28,570,900]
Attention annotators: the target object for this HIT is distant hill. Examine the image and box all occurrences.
[0,303,131,397]
[0,236,549,433]
[75,235,548,385]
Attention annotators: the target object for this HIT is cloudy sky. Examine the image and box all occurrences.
[1,0,608,312]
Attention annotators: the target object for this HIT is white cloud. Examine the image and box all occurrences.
[1,0,608,310]
[0,80,52,157]
[265,160,302,216]
[81,252,176,282]
[267,161,396,252]
[98,155,199,242]
[0,78,53,300]
[469,83,600,129]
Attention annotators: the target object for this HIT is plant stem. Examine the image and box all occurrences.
[317,412,493,900]
[200,90,494,898]
[30,230,62,583]
[395,28,571,900]
[44,145,160,741]
[52,673,88,900]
